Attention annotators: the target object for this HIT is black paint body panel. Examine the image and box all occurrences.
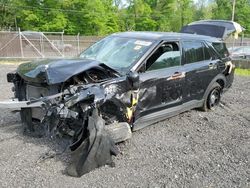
[9,32,234,131]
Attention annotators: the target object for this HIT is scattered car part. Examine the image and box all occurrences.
[67,109,119,177]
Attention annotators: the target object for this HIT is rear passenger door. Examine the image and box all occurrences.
[182,41,218,102]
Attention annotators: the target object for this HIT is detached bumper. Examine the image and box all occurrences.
[0,99,44,109]
[0,92,65,109]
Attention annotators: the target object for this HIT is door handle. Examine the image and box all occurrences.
[167,72,186,80]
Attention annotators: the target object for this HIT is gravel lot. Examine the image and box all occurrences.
[0,64,249,188]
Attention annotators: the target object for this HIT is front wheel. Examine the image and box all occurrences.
[202,82,222,111]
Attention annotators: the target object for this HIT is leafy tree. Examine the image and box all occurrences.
[62,0,119,35]
[194,0,215,20]
[1,0,250,35]
[0,0,17,30]
[126,0,157,31]
[235,0,250,32]
[14,0,67,31]
[168,0,194,31]
[212,0,232,20]
[151,0,175,31]
[212,0,250,33]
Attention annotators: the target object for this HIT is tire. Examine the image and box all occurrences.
[201,82,222,111]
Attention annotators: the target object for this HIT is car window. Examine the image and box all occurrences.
[203,45,212,60]
[211,42,229,58]
[183,41,212,64]
[146,42,180,71]
[234,48,244,53]
[231,47,250,53]
[243,47,250,53]
[80,36,154,73]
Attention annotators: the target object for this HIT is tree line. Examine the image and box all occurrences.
[0,0,250,35]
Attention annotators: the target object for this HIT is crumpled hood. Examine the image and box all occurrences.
[17,58,103,84]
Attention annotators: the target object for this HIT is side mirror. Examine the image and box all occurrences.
[127,71,140,90]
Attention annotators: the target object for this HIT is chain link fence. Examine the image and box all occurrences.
[0,30,102,59]
[0,30,250,59]
[225,34,250,48]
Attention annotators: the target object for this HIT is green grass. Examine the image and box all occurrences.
[235,68,250,76]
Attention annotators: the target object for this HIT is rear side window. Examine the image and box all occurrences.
[183,41,212,64]
[212,42,229,58]
[204,45,212,60]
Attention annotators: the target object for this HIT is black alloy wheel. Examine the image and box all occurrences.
[207,84,221,110]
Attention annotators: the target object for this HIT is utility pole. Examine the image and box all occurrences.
[232,0,236,21]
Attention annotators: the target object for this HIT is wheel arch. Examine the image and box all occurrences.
[216,78,225,89]
[99,98,128,122]
[203,74,226,100]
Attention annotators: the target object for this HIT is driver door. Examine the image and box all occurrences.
[133,41,185,130]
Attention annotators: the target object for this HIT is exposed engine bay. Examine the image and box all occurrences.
[69,68,115,86]
[5,59,136,177]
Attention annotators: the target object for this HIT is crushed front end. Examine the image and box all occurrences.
[3,59,138,177]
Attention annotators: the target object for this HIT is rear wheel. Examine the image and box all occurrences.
[202,82,222,111]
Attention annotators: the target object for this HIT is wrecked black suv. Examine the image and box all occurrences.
[4,31,234,176]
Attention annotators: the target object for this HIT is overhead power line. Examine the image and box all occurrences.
[0,2,175,21]
[0,3,162,19]
[0,3,85,13]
